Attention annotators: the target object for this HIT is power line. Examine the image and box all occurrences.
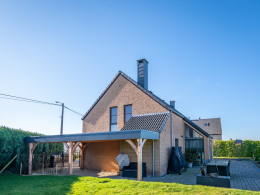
[0,93,83,117]
[0,93,60,106]
[64,106,83,116]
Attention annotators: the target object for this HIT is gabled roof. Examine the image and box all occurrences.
[82,71,211,137]
[121,111,169,133]
[191,118,222,135]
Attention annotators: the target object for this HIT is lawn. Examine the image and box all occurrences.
[0,174,259,195]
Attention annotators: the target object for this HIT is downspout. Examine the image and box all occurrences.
[209,137,211,161]
[171,111,173,147]
[153,139,154,177]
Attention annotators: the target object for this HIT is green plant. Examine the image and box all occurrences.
[213,140,260,158]
[0,126,63,173]
[184,149,196,163]
[255,154,260,161]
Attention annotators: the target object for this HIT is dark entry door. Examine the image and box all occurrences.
[175,139,179,147]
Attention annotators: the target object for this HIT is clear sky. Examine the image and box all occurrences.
[0,1,259,140]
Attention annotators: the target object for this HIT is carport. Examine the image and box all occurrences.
[24,130,159,181]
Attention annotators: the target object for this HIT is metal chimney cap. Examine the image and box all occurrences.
[137,58,149,63]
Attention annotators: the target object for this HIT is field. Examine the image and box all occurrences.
[0,174,259,195]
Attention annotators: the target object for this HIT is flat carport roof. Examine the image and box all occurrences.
[24,130,158,181]
[24,130,159,143]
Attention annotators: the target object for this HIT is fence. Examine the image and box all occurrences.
[0,148,81,175]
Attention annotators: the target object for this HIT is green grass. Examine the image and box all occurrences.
[0,174,259,195]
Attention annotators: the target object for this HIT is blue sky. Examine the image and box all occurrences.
[0,0,259,140]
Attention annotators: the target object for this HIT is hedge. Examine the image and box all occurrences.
[213,139,260,158]
[0,126,63,173]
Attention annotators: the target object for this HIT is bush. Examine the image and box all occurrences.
[255,154,260,161]
[184,149,196,163]
[213,139,260,158]
[0,126,63,173]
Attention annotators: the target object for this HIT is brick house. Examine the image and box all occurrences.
[81,59,213,177]
[192,118,222,141]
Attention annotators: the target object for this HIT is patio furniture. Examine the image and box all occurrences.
[206,160,230,176]
[196,174,230,188]
[203,159,210,166]
[123,162,146,178]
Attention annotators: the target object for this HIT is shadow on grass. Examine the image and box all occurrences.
[0,174,80,195]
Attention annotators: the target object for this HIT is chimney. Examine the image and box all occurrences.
[137,58,148,90]
[170,100,175,109]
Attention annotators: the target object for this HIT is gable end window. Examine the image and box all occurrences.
[110,107,117,131]
[124,105,132,123]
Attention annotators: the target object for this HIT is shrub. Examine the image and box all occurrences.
[184,149,196,163]
[0,126,63,173]
[213,139,260,158]
[255,154,260,161]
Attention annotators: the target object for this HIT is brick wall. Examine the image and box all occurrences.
[212,134,222,141]
[172,112,185,153]
[83,141,120,172]
[83,75,168,133]
[159,118,171,176]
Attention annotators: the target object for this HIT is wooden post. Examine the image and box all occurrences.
[65,141,81,175]
[20,163,22,175]
[79,143,89,170]
[28,143,33,175]
[28,143,38,175]
[80,149,84,170]
[126,139,146,181]
[137,139,142,181]
[68,142,73,175]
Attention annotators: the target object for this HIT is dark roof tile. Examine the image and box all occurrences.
[121,112,169,133]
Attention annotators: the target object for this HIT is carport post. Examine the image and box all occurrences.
[28,143,38,175]
[79,143,89,170]
[137,139,142,181]
[28,143,33,175]
[68,142,73,175]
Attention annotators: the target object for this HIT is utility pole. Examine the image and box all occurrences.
[60,103,64,135]
[56,101,64,135]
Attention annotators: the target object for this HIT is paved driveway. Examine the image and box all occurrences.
[230,160,260,191]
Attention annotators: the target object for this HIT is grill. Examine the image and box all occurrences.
[167,147,187,175]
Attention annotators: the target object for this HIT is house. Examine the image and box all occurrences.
[24,58,213,180]
[81,59,213,177]
[191,118,222,141]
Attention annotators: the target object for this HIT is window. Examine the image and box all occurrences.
[185,124,203,138]
[110,107,117,131]
[208,123,210,126]
[124,105,132,123]
[204,123,208,126]
[175,139,179,147]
